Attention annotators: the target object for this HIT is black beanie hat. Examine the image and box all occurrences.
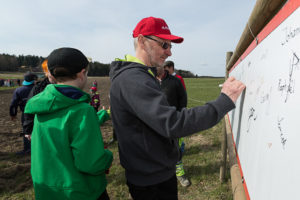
[24,72,38,82]
[47,47,89,77]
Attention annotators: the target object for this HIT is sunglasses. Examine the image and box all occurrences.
[144,36,172,50]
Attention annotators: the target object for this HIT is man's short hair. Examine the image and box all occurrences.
[164,61,174,68]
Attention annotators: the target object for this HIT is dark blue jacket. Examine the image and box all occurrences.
[10,84,34,117]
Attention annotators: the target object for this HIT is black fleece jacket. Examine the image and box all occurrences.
[109,60,235,186]
[23,78,51,135]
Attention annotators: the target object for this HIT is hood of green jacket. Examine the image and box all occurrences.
[25,84,90,115]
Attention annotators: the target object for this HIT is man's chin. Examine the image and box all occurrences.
[154,64,164,68]
[151,62,163,68]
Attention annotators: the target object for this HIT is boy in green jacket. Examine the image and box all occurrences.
[25,47,113,200]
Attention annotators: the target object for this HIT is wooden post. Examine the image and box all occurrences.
[220,51,233,182]
[226,0,287,72]
[225,52,232,79]
[219,122,227,183]
[225,115,247,200]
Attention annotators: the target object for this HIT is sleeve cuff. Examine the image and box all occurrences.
[206,92,235,120]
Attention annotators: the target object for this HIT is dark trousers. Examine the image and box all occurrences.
[127,174,178,200]
[97,189,110,200]
[23,136,31,151]
[21,112,30,152]
[113,129,117,141]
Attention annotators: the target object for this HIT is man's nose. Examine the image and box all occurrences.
[165,47,172,57]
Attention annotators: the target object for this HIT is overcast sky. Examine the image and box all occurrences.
[0,0,257,76]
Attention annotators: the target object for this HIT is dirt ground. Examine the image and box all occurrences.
[0,77,113,196]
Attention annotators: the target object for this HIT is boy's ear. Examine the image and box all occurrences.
[81,68,88,74]
[47,73,57,84]
[77,68,87,80]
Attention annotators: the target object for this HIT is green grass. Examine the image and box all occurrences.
[175,77,232,200]
[0,72,24,79]
[185,78,225,107]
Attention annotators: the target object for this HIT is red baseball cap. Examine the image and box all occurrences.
[133,16,184,43]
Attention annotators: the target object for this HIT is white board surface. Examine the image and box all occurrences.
[228,2,300,199]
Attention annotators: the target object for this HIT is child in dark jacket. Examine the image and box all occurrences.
[90,86,100,111]
[10,72,37,155]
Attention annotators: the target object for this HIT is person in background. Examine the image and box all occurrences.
[108,129,117,145]
[9,72,37,155]
[93,79,98,87]
[90,86,101,111]
[164,60,186,90]
[22,60,55,140]
[109,16,245,200]
[164,60,191,187]
[10,79,15,87]
[17,79,21,86]
[7,79,11,87]
[25,47,113,200]
[156,65,190,187]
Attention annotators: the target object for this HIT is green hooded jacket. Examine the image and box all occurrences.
[25,84,113,200]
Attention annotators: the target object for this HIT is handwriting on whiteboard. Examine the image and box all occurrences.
[277,52,300,103]
[277,117,287,150]
[281,26,300,46]
[247,107,257,133]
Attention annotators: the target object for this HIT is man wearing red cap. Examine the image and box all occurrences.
[109,16,245,200]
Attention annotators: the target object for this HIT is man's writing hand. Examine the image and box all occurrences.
[221,76,246,103]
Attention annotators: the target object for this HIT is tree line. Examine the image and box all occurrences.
[0,53,110,76]
[0,54,43,72]
[0,53,196,77]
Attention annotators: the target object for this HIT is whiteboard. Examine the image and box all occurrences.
[228,1,300,199]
